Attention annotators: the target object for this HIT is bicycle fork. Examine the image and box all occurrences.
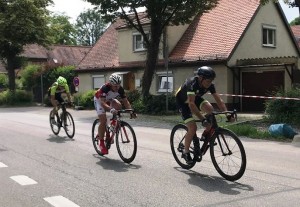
[119,125,130,143]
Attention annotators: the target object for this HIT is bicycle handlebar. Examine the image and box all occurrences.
[112,109,136,120]
[194,109,238,123]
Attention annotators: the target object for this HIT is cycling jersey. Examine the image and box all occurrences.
[49,82,70,96]
[176,76,216,104]
[94,83,126,101]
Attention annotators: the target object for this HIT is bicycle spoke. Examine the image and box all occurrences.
[210,128,246,181]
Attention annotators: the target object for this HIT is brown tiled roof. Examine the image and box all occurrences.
[77,19,125,70]
[169,0,260,62]
[117,12,150,29]
[291,25,300,37]
[49,45,91,66]
[21,44,48,59]
[20,44,91,66]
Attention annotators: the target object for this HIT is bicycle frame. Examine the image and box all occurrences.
[105,110,133,148]
[192,110,237,158]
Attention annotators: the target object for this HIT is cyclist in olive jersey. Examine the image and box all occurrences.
[175,66,232,164]
[49,76,72,124]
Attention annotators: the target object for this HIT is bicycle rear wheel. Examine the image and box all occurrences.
[49,111,61,135]
[170,124,196,169]
[92,119,103,156]
[210,128,246,181]
[63,112,75,138]
[115,121,137,163]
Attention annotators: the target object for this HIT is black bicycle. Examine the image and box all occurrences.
[92,109,137,163]
[49,102,75,138]
[170,110,246,181]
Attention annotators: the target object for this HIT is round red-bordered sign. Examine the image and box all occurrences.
[73,77,79,86]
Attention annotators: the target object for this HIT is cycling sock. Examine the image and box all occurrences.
[183,149,189,154]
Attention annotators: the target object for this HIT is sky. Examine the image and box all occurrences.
[48,0,299,24]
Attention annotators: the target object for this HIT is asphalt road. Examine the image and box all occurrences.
[0,107,299,207]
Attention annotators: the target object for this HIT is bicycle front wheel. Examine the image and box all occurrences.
[115,121,137,163]
[63,112,75,138]
[92,119,103,156]
[210,128,246,181]
[49,111,61,135]
[170,124,196,169]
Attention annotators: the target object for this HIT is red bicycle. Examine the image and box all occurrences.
[92,109,137,163]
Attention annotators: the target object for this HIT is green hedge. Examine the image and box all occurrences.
[0,90,33,106]
[265,87,300,125]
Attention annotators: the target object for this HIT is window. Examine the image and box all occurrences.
[92,75,105,90]
[133,32,148,51]
[262,25,276,47]
[157,72,173,93]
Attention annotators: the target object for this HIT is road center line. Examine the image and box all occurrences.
[10,175,38,185]
[0,162,8,168]
[44,196,80,207]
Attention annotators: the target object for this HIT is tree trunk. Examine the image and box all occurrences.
[7,56,16,91]
[141,23,162,99]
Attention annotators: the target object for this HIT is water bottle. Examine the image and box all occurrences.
[109,119,116,133]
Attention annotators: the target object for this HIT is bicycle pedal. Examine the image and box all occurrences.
[195,156,202,162]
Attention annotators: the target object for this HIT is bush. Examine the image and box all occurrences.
[128,92,177,115]
[0,74,8,90]
[73,90,95,109]
[0,90,33,105]
[265,87,300,125]
[20,64,42,90]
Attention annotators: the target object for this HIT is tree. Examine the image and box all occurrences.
[75,8,107,46]
[290,17,300,25]
[0,0,52,91]
[48,13,77,45]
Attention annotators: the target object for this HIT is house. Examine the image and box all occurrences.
[21,44,92,67]
[76,0,300,112]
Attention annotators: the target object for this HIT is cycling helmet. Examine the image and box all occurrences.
[109,73,122,85]
[57,76,67,86]
[197,66,216,79]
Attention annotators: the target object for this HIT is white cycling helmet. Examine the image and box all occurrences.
[109,74,122,85]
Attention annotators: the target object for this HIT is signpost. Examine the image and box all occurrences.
[73,77,80,109]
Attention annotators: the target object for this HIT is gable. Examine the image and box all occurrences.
[169,0,260,62]
[228,2,300,66]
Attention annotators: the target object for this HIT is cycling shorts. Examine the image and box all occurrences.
[94,97,110,115]
[176,96,208,123]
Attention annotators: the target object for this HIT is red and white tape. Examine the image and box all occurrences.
[208,93,300,101]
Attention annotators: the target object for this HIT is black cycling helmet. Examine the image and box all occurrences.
[197,66,216,79]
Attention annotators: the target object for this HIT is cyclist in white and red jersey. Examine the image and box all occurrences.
[94,73,135,154]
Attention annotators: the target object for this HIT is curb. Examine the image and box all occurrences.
[292,134,300,146]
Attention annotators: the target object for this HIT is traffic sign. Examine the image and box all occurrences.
[73,77,79,87]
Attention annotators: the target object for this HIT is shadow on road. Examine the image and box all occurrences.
[174,167,254,195]
[94,154,141,172]
[46,134,75,143]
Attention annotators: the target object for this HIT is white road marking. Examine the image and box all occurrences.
[44,196,80,207]
[10,175,38,185]
[0,162,8,168]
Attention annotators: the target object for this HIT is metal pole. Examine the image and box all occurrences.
[41,74,44,105]
[163,28,169,112]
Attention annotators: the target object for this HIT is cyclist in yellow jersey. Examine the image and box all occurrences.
[49,76,72,124]
[175,66,233,164]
